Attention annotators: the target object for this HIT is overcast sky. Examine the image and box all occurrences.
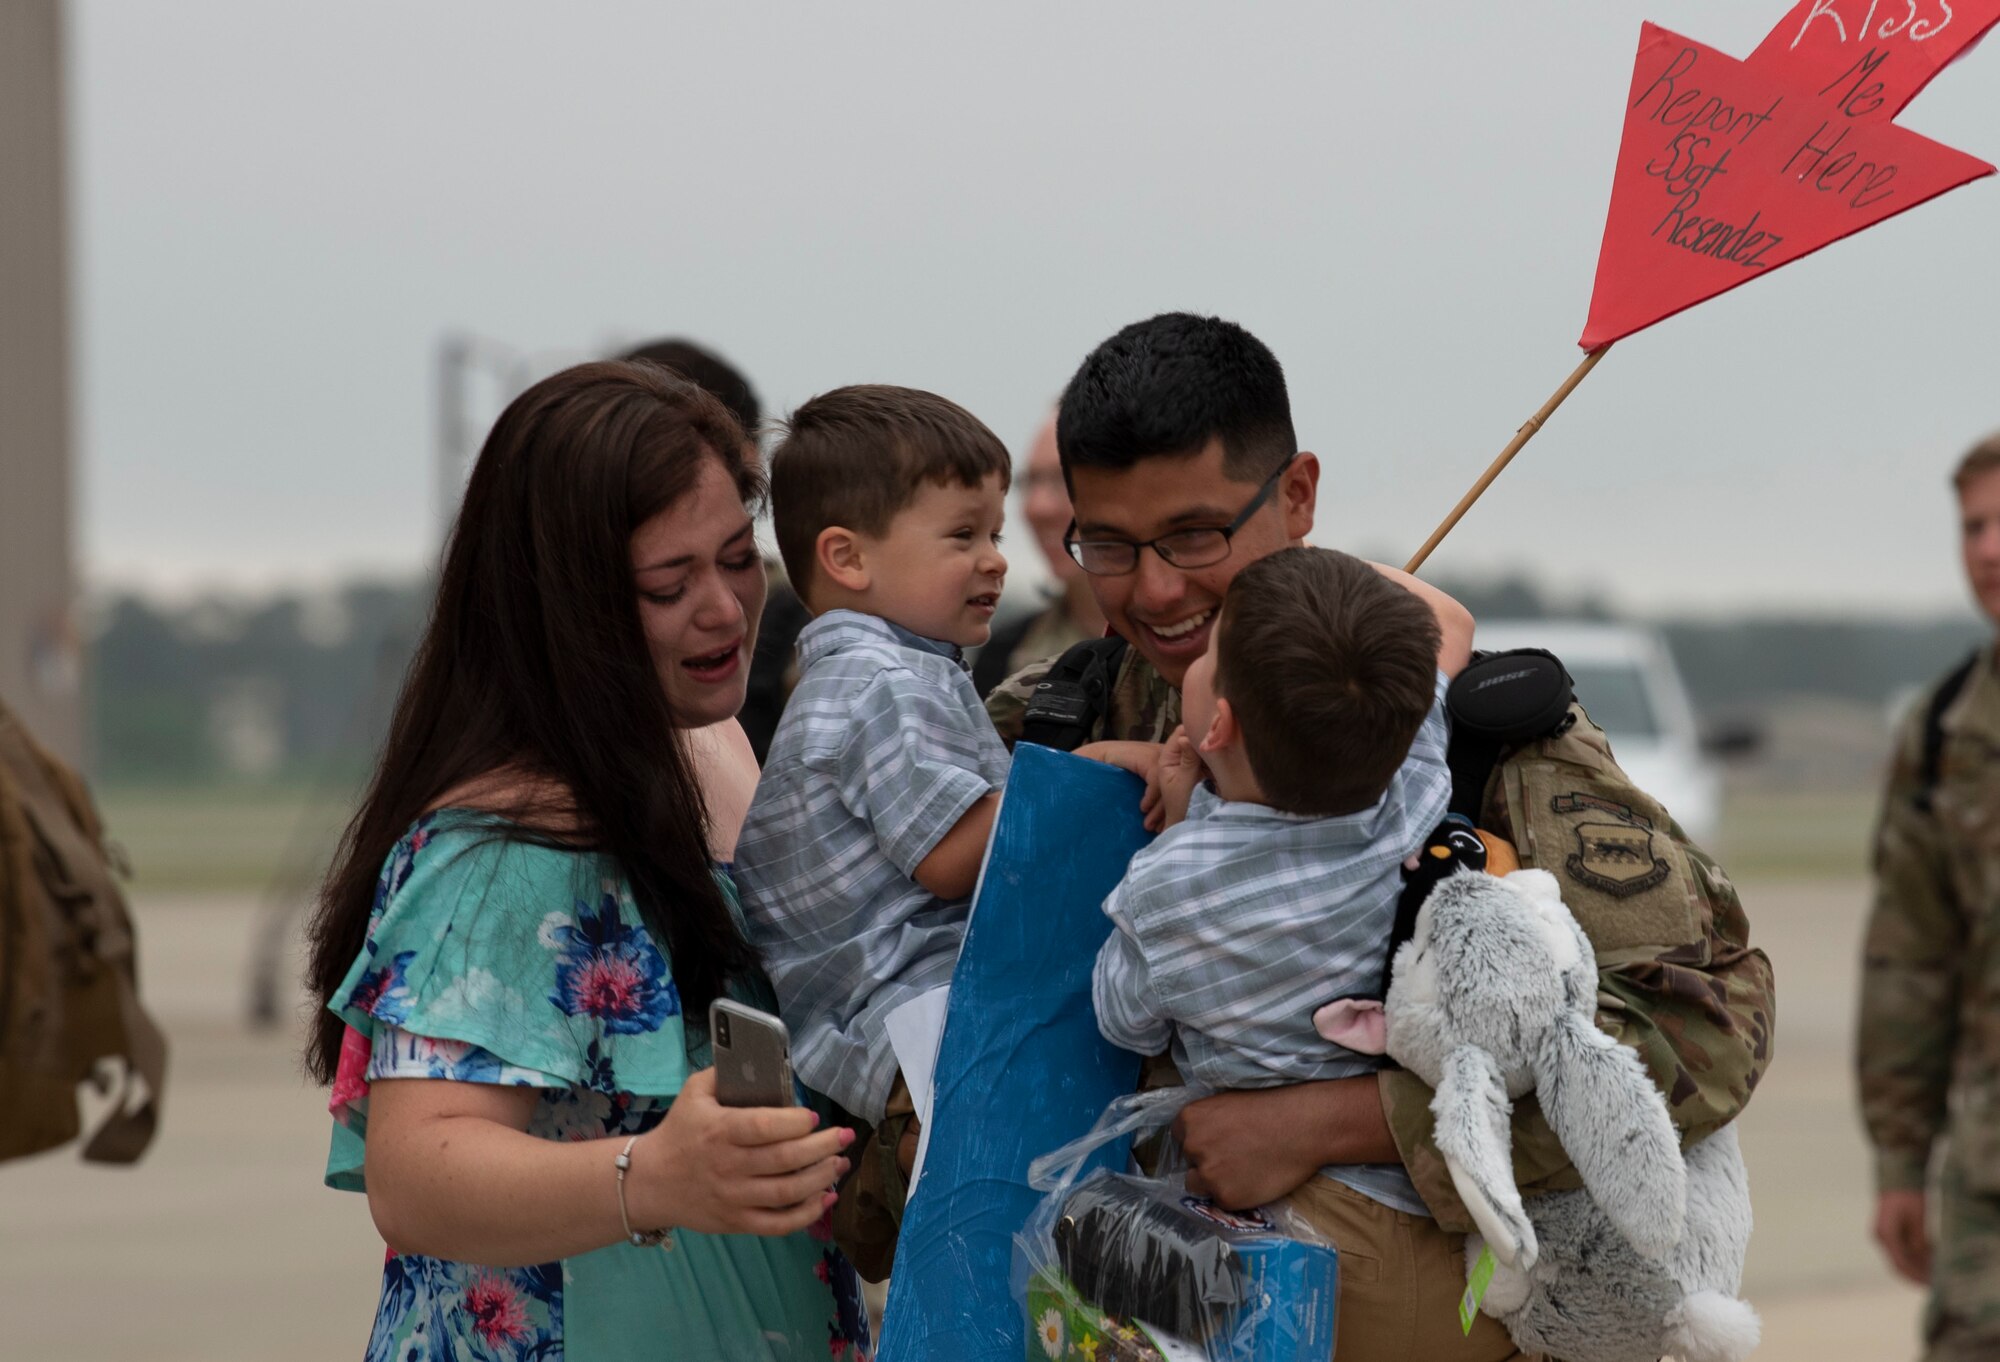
[68,0,2000,616]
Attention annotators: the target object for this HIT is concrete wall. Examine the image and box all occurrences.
[0,0,82,764]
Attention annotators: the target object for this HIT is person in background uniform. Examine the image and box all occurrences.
[987,312,1774,1246]
[973,410,1107,696]
[619,338,807,768]
[1860,432,2000,1362]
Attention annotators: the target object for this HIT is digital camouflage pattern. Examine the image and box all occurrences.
[1925,1155,2000,1360]
[826,1074,917,1283]
[1860,645,2000,1361]
[1860,646,2000,1192]
[987,651,1777,1232]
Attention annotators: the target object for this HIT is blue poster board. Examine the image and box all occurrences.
[877,743,1153,1362]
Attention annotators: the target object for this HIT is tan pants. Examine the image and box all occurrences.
[1282,1175,1539,1362]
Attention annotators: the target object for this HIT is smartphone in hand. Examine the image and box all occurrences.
[710,999,797,1109]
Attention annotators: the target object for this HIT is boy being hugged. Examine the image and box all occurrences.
[1094,546,1513,1359]
[738,386,1142,1255]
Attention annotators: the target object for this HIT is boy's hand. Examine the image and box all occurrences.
[1152,727,1203,831]
[1364,561,1475,679]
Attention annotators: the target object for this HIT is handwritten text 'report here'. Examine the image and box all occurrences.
[1634,47,1787,268]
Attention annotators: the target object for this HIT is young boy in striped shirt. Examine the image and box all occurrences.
[1093,545,1474,1233]
[737,387,1145,1245]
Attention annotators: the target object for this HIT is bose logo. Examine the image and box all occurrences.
[1475,669,1535,691]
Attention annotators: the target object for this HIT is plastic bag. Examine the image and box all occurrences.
[1014,1088,1341,1362]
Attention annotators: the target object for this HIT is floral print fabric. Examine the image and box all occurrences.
[547,892,679,1035]
[325,814,871,1361]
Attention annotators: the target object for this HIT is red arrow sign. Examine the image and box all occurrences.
[1411,2,1999,572]
[1579,1,1998,349]
[1748,0,1999,119]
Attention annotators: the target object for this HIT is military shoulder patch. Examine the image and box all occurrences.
[1550,794,1672,898]
[1513,766,1701,957]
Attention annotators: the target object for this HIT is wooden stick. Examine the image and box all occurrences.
[1404,344,1613,574]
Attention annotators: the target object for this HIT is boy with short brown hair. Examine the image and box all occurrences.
[737,385,1017,1127]
[1094,546,1472,1223]
[1202,546,1447,818]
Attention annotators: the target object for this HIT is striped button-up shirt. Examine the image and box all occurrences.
[1092,674,1451,1213]
[735,610,1011,1120]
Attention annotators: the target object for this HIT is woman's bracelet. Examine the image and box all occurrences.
[614,1135,674,1250]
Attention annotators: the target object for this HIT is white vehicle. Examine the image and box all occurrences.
[1470,620,1722,848]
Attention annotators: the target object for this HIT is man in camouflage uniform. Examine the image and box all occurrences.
[1860,432,2000,1361]
[989,312,1775,1245]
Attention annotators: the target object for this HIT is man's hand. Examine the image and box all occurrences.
[1172,1079,1401,1210]
[1075,740,1160,779]
[1175,1089,1325,1209]
[1075,741,1172,829]
[1874,1187,1932,1285]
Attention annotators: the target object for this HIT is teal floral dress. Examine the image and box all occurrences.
[324,814,871,1362]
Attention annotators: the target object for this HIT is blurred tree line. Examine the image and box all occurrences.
[88,581,423,784]
[81,572,1987,785]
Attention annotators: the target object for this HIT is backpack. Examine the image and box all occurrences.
[1915,650,1981,814]
[0,696,167,1164]
[1018,635,1570,816]
[1016,635,1131,752]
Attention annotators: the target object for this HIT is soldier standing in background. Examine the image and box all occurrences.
[1861,433,2000,1362]
[972,410,1107,695]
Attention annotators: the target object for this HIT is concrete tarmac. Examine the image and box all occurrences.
[0,881,1928,1360]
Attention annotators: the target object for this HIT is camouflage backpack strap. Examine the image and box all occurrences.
[1017,635,1130,753]
[1915,649,1981,814]
[0,700,167,1165]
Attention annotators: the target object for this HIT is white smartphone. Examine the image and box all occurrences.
[710,999,797,1109]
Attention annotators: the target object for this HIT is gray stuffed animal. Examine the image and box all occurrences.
[1315,867,1760,1362]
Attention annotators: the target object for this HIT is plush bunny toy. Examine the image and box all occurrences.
[1316,868,1760,1362]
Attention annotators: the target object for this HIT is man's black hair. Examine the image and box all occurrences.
[619,337,762,435]
[1055,312,1296,483]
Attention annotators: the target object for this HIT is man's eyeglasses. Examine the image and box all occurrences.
[1063,455,1296,577]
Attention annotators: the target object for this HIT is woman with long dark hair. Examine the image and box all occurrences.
[306,361,871,1359]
